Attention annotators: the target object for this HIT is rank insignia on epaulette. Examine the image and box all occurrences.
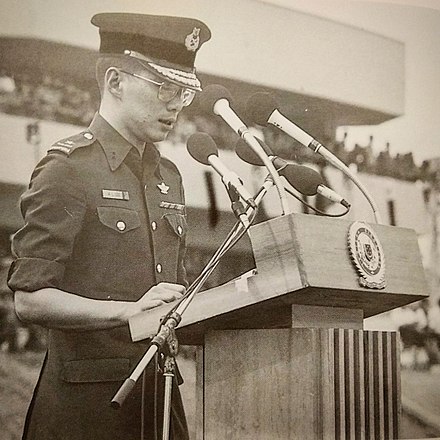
[48,131,94,156]
[49,144,72,155]
[53,139,74,149]
[60,140,74,146]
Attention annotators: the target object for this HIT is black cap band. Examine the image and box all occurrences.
[99,31,196,68]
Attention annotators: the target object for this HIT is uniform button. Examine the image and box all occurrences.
[116,221,126,231]
[156,263,162,273]
[83,132,93,140]
[177,225,183,235]
[151,221,157,231]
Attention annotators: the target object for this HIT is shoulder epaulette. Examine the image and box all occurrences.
[48,131,95,156]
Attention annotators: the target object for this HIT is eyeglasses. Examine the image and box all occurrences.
[119,69,196,107]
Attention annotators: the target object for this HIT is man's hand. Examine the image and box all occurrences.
[133,282,186,315]
[14,283,186,330]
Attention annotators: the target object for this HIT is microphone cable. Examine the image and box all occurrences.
[282,185,350,217]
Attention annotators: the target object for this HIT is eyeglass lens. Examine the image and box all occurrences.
[159,82,195,106]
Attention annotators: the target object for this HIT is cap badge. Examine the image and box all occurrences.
[185,27,200,52]
[157,182,170,195]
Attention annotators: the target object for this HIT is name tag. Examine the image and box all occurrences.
[102,189,130,201]
[159,201,185,211]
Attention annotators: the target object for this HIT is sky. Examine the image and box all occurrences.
[1,0,440,164]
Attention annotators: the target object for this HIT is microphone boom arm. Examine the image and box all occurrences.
[237,125,292,216]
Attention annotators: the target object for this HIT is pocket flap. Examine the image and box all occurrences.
[97,207,140,233]
[62,358,130,383]
[163,213,187,237]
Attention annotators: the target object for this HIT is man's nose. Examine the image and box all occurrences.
[166,93,185,112]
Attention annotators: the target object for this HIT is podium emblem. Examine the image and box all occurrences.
[348,221,386,289]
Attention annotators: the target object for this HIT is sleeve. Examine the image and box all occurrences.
[7,153,87,292]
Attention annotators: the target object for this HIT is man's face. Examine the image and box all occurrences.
[119,67,186,144]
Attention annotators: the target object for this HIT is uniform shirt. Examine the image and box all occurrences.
[8,113,189,440]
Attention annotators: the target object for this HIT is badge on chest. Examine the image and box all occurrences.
[101,189,130,201]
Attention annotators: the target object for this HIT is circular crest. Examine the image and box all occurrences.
[348,221,386,289]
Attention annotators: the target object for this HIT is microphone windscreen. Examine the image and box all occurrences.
[246,92,279,126]
[280,164,323,196]
[187,132,218,165]
[235,137,273,166]
[198,84,234,114]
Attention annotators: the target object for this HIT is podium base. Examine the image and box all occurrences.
[196,327,400,440]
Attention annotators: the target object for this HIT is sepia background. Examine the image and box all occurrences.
[0,0,439,438]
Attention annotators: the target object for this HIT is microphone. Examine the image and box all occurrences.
[236,138,350,207]
[235,137,287,170]
[187,133,256,226]
[246,92,319,151]
[199,85,291,215]
[246,92,380,218]
[198,85,244,134]
[315,185,350,208]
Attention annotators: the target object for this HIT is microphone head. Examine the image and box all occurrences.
[187,132,218,165]
[280,164,323,196]
[246,92,279,126]
[235,137,273,166]
[198,84,234,115]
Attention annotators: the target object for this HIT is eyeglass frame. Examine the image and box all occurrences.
[116,68,196,107]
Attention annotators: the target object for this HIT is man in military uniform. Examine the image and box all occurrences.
[8,12,211,440]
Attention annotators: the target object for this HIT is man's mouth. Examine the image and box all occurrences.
[159,118,176,129]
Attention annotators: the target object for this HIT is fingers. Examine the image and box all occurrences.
[137,283,186,312]
[156,282,186,294]
[135,299,166,314]
[149,283,185,301]
[147,299,166,308]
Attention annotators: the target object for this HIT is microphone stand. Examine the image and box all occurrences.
[111,187,266,439]
[237,126,292,216]
[161,326,178,440]
[226,182,250,229]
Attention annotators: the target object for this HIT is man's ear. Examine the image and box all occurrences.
[105,67,123,98]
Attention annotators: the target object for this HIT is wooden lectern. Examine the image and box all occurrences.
[130,213,428,439]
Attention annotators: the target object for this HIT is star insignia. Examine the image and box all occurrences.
[157,182,170,194]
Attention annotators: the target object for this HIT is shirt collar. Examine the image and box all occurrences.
[88,113,161,172]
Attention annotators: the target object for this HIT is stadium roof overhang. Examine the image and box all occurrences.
[0,29,404,233]
[1,36,400,138]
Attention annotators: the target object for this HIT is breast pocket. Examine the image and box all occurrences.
[162,213,187,238]
[97,206,141,234]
